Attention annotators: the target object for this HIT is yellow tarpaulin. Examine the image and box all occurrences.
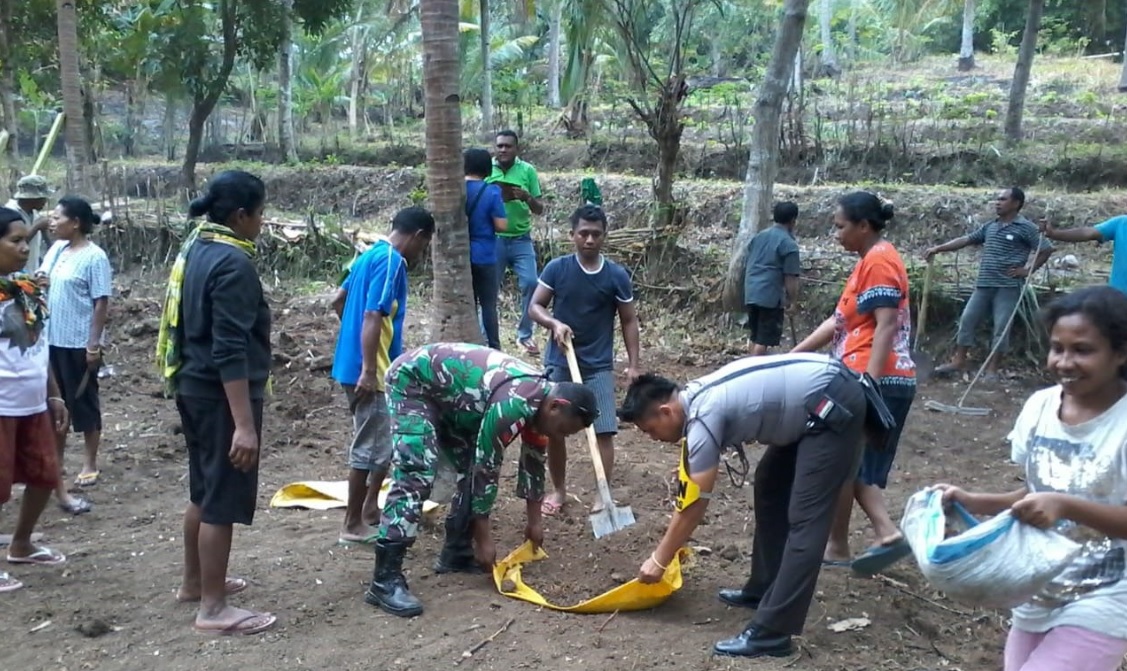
[492,541,690,614]
[269,480,439,516]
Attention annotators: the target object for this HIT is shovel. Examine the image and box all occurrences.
[562,337,636,539]
[912,258,936,382]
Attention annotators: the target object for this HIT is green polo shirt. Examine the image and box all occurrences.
[487,158,542,237]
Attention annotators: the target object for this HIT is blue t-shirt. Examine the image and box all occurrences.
[331,238,408,389]
[539,254,634,373]
[467,180,507,266]
[1094,215,1127,294]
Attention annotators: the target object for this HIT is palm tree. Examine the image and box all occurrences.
[56,0,89,192]
[421,0,478,341]
[723,0,810,309]
[957,0,975,71]
[1004,0,1044,146]
[279,0,299,161]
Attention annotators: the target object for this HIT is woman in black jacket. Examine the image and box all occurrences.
[157,170,274,636]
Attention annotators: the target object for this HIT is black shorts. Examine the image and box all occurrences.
[49,346,102,433]
[176,395,264,526]
[746,305,785,347]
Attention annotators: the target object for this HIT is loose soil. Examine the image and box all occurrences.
[0,276,1049,671]
[516,519,665,605]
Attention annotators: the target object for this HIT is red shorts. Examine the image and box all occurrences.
[0,412,59,504]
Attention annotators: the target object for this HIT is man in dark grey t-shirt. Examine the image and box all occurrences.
[743,202,801,355]
[619,354,867,659]
[529,205,641,516]
[924,187,1052,378]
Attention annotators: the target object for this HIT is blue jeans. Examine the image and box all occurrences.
[495,235,539,342]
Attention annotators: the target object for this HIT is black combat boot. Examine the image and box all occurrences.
[717,572,761,609]
[433,531,481,574]
[712,623,794,658]
[365,540,424,617]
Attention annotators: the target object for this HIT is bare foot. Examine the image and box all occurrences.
[872,532,904,548]
[177,577,249,603]
[340,523,379,542]
[193,606,276,636]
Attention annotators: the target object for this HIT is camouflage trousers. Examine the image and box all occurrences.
[377,393,473,543]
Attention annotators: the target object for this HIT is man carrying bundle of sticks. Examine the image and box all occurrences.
[364,342,597,618]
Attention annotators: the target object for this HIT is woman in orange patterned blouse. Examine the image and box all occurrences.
[793,191,916,577]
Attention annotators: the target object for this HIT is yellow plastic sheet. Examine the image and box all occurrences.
[492,541,690,614]
[269,480,439,516]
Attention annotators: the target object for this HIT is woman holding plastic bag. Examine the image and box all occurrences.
[936,285,1127,671]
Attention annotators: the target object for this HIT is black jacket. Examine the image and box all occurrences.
[174,239,271,399]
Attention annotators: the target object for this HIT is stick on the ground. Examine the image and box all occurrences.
[875,575,971,617]
[458,617,515,662]
[596,610,619,633]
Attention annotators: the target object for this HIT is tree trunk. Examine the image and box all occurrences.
[123,80,139,157]
[1003,0,1044,147]
[181,0,238,189]
[958,0,976,71]
[1119,18,1127,92]
[723,0,810,310]
[818,0,839,76]
[81,81,98,162]
[646,78,687,231]
[0,0,18,157]
[348,27,367,139]
[479,0,494,136]
[547,0,563,108]
[163,95,177,161]
[421,0,478,341]
[57,0,89,193]
[278,0,299,162]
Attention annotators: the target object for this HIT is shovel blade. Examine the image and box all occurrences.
[589,505,637,539]
[911,349,934,383]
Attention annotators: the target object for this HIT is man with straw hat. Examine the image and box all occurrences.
[5,175,52,274]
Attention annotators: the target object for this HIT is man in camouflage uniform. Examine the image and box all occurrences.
[366,342,598,617]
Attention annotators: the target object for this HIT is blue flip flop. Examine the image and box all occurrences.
[851,537,912,577]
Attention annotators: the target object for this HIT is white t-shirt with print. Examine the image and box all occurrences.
[0,295,49,416]
[1007,385,1127,638]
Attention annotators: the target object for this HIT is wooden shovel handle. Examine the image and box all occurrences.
[562,337,615,502]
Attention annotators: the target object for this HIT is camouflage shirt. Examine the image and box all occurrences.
[387,342,551,515]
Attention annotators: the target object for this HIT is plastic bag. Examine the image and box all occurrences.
[901,488,1082,609]
[492,541,690,614]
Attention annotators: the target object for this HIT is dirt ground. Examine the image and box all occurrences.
[0,281,1038,671]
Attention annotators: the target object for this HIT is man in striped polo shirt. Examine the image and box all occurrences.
[924,187,1052,378]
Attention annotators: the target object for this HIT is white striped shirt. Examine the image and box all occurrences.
[39,241,113,349]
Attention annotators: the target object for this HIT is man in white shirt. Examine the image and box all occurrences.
[5,175,52,274]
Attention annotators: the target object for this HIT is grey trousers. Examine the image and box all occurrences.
[746,377,866,636]
[956,286,1023,353]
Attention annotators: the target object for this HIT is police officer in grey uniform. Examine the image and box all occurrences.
[619,353,893,658]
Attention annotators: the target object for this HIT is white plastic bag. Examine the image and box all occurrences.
[901,488,1082,609]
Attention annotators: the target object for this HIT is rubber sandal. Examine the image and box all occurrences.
[822,559,852,568]
[0,571,24,593]
[59,497,92,515]
[931,364,962,378]
[518,338,540,356]
[540,498,564,517]
[7,546,67,566]
[193,611,277,637]
[177,577,250,603]
[851,537,912,577]
[74,471,100,487]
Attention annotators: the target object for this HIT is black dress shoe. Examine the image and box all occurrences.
[713,625,795,658]
[717,588,761,609]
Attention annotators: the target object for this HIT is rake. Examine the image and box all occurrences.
[925,232,1046,417]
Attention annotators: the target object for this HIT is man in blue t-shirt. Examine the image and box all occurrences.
[1041,215,1127,295]
[465,148,509,349]
[528,204,641,515]
[331,207,435,544]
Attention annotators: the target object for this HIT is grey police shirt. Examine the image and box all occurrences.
[681,353,841,475]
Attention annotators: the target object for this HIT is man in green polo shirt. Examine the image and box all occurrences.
[487,130,545,356]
